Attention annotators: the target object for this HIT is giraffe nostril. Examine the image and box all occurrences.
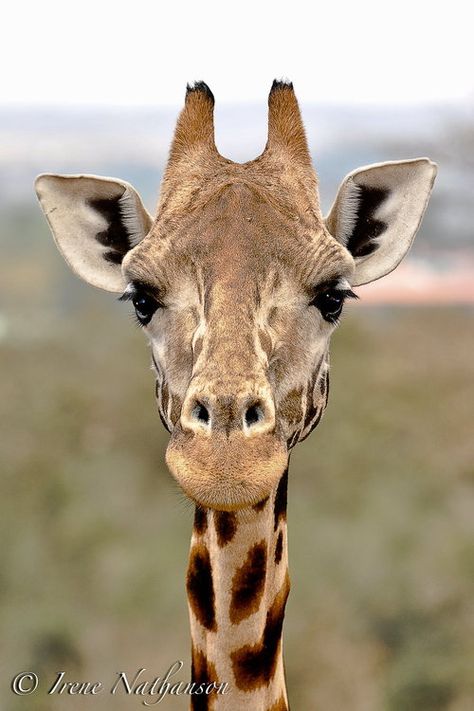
[184,393,273,433]
[192,401,210,425]
[244,402,264,428]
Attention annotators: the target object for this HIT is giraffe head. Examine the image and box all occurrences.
[35,81,436,511]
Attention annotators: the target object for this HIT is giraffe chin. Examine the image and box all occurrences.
[165,427,288,511]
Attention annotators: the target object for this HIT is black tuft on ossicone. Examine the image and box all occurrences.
[186,81,215,105]
[269,78,294,96]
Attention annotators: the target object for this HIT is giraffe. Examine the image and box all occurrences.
[35,80,436,710]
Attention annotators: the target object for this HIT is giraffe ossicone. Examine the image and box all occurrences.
[35,80,437,710]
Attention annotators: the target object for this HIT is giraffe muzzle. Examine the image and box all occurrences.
[165,427,288,511]
[165,389,287,510]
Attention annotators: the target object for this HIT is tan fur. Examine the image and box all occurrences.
[156,84,320,229]
[35,84,435,510]
[35,81,437,711]
[122,85,352,508]
[188,484,289,710]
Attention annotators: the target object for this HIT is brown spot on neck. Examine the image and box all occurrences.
[213,510,237,547]
[229,541,267,624]
[253,496,269,513]
[274,469,288,532]
[191,645,218,711]
[187,543,217,632]
[194,506,208,535]
[231,572,290,690]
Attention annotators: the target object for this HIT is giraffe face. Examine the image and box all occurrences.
[122,180,355,510]
[35,81,436,511]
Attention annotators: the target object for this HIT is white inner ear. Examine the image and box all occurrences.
[118,187,151,248]
[35,174,153,293]
[333,179,362,247]
[326,158,437,286]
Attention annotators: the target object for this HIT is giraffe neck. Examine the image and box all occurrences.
[186,469,290,711]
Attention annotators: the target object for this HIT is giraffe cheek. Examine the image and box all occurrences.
[277,386,305,444]
[154,380,183,433]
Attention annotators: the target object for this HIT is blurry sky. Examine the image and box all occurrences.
[2,0,473,107]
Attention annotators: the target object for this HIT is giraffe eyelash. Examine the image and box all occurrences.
[310,284,359,303]
[339,288,358,300]
[119,287,148,329]
[118,281,162,302]
[118,285,135,303]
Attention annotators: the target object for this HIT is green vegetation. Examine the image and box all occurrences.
[1,213,473,710]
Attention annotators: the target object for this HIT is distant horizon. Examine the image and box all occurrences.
[1,97,473,111]
[1,93,472,277]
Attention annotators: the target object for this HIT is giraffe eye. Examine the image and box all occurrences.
[311,286,357,323]
[318,290,344,321]
[132,293,159,325]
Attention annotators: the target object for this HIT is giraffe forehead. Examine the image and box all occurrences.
[125,181,353,299]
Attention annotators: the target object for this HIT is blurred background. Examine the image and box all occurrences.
[1,1,473,709]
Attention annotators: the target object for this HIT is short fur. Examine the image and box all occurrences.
[35,80,437,711]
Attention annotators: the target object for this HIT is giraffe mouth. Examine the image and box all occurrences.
[165,426,288,511]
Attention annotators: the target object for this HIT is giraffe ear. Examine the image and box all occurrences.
[35,174,153,292]
[325,158,437,286]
